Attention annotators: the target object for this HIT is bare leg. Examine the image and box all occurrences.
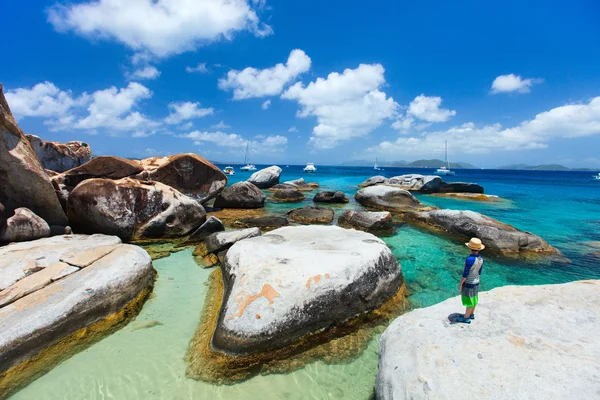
[471,305,477,316]
[464,307,473,318]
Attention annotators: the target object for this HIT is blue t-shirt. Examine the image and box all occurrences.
[462,254,483,287]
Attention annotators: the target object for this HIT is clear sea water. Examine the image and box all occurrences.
[11,166,600,399]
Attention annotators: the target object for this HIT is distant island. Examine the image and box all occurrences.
[498,164,594,171]
[341,159,477,169]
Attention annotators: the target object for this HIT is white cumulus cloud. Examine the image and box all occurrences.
[48,0,272,58]
[186,63,209,74]
[127,66,161,80]
[261,100,271,110]
[180,130,287,153]
[282,63,398,149]
[370,97,600,156]
[407,95,456,122]
[491,74,543,94]
[218,49,311,99]
[212,120,231,129]
[5,81,85,119]
[164,101,214,125]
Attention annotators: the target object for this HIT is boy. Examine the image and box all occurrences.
[456,238,485,324]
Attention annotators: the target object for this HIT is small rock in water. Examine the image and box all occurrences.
[287,206,334,224]
[131,320,163,331]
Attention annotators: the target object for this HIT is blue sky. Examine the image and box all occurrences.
[2,0,600,167]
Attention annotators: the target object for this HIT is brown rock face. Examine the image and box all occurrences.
[67,178,206,240]
[26,134,92,173]
[0,208,51,243]
[0,84,67,226]
[134,154,227,203]
[287,206,334,224]
[51,156,144,208]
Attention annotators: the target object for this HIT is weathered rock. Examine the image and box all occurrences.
[26,134,92,173]
[429,193,500,201]
[49,225,72,236]
[0,208,51,244]
[134,154,227,203]
[248,166,282,189]
[187,216,225,242]
[313,191,349,204]
[355,186,421,210]
[338,210,392,233]
[233,216,289,230]
[204,228,261,254]
[51,156,144,208]
[288,206,334,224]
[280,178,319,192]
[268,183,298,192]
[0,84,67,226]
[376,281,600,400]
[439,182,484,193]
[211,225,404,354]
[408,209,557,256]
[0,202,5,236]
[0,235,154,398]
[67,178,206,240]
[0,233,121,291]
[213,182,266,209]
[358,175,388,187]
[268,189,305,203]
[387,174,443,193]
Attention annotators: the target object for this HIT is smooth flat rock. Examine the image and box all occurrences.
[0,84,67,226]
[338,210,392,233]
[26,134,91,173]
[59,244,120,268]
[313,191,349,204]
[67,178,206,240]
[359,176,388,188]
[0,242,154,388]
[247,166,282,189]
[213,182,266,209]
[287,206,334,224]
[0,234,121,291]
[233,216,289,230]
[355,186,421,210]
[134,154,227,203]
[376,280,600,400]
[212,225,404,354]
[268,189,305,203]
[204,228,261,254]
[387,174,443,193]
[0,207,50,244]
[409,209,557,256]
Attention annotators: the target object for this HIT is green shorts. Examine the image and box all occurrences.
[461,294,478,308]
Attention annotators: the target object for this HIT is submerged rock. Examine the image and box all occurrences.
[0,84,68,226]
[338,210,392,233]
[387,174,443,193]
[134,154,227,203]
[0,235,154,398]
[26,134,92,173]
[213,182,266,209]
[268,189,305,203]
[247,166,282,189]
[355,186,421,210]
[313,191,349,204]
[408,209,558,256]
[376,280,600,400]
[67,178,206,240]
[211,225,404,354]
[358,176,388,188]
[0,207,50,244]
[233,216,289,230]
[287,206,334,224]
[429,193,500,201]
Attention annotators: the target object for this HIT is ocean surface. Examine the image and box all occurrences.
[11,166,600,399]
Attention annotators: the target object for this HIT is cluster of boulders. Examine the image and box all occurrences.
[359,174,484,194]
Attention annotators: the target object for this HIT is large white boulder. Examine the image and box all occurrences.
[247,165,282,189]
[0,235,155,398]
[376,281,600,400]
[25,134,92,173]
[387,174,443,193]
[211,225,404,354]
[355,186,421,210]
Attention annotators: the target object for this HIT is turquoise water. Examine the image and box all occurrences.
[10,166,600,399]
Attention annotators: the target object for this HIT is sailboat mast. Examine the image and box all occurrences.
[244,140,249,165]
[445,140,448,168]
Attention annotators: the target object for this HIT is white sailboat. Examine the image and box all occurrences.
[593,173,600,181]
[436,140,456,176]
[304,163,317,173]
[240,140,256,171]
[374,158,382,171]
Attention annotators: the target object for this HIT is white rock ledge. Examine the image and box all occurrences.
[376,280,600,400]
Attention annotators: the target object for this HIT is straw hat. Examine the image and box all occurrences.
[466,238,485,251]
